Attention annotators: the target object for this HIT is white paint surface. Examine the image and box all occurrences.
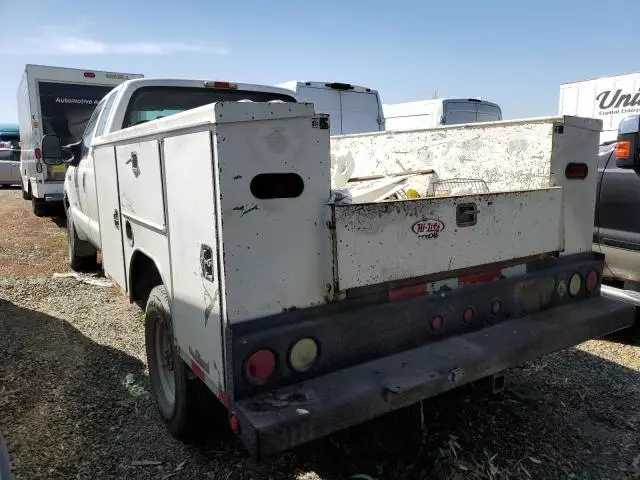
[334,188,563,290]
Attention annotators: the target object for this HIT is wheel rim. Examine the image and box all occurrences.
[154,316,176,406]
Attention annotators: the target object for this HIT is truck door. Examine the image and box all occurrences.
[596,145,640,282]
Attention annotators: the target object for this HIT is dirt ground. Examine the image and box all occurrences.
[0,187,639,480]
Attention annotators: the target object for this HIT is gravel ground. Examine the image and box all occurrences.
[1,188,639,479]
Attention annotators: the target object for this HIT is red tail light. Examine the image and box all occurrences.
[585,270,599,293]
[34,147,41,159]
[491,299,502,314]
[431,315,443,331]
[229,414,240,434]
[244,349,276,385]
[565,163,588,179]
[463,307,474,323]
[83,71,96,78]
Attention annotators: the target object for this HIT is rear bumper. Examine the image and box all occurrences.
[233,296,634,457]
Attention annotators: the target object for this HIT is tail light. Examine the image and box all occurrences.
[83,71,96,78]
[585,270,599,293]
[289,338,318,372]
[34,147,41,159]
[568,273,582,297]
[565,163,588,179]
[431,315,443,331]
[244,349,276,385]
[463,307,475,323]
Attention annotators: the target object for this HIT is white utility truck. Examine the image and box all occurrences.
[277,81,384,135]
[40,79,634,457]
[383,98,502,131]
[16,64,142,215]
[559,72,640,144]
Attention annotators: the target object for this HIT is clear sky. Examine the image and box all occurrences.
[1,0,638,122]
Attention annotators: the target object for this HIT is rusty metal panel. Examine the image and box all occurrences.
[333,188,563,290]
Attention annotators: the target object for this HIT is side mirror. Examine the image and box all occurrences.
[615,115,640,171]
[41,135,63,165]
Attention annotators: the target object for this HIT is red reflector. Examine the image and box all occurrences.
[191,360,205,380]
[585,270,599,293]
[565,163,588,179]
[244,350,276,385]
[458,269,502,287]
[83,71,96,78]
[389,284,427,302]
[463,307,474,323]
[229,414,240,434]
[616,140,631,159]
[34,147,41,160]
[431,315,443,331]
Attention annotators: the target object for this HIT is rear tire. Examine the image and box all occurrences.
[146,285,214,439]
[32,197,47,216]
[67,214,97,271]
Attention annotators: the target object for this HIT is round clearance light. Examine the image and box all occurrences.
[569,273,582,297]
[289,338,319,372]
[244,349,276,385]
[585,270,599,293]
[463,307,475,323]
[431,315,443,331]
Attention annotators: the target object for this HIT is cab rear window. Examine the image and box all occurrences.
[123,87,297,128]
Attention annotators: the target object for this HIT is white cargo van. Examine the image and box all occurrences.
[559,72,640,144]
[16,64,142,215]
[277,81,384,135]
[384,98,502,131]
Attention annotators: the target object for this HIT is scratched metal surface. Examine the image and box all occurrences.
[333,188,563,290]
[215,105,333,323]
[115,140,166,229]
[164,130,225,392]
[331,119,556,194]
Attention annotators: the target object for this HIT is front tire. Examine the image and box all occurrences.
[67,213,97,271]
[146,285,204,439]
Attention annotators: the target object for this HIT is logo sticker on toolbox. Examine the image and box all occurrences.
[411,218,445,239]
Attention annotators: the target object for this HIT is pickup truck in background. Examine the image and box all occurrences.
[39,80,635,457]
[594,114,640,319]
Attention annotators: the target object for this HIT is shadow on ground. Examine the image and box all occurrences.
[0,300,147,479]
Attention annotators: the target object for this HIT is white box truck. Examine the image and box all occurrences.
[16,64,142,215]
[277,81,384,135]
[559,72,640,144]
[38,78,634,457]
[383,98,502,131]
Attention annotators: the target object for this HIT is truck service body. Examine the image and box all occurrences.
[41,78,634,457]
[16,64,142,215]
